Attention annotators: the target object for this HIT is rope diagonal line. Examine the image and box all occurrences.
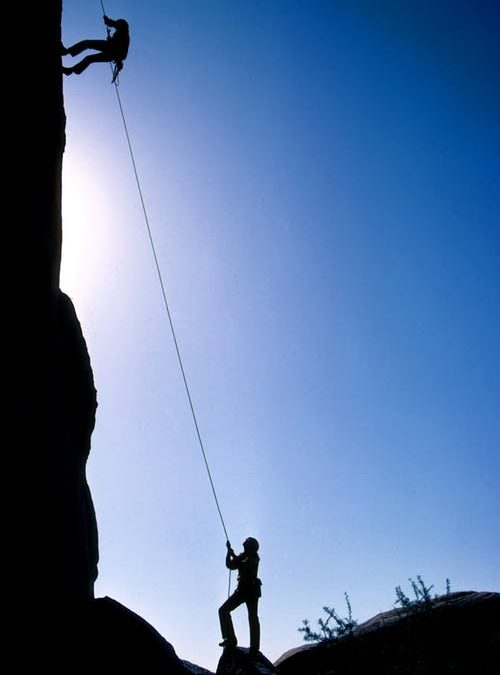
[97,0,233,596]
[115,87,230,544]
[97,3,230,546]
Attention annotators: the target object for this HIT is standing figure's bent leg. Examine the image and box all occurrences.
[219,591,244,646]
[247,598,260,652]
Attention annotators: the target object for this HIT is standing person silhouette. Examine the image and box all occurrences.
[219,537,262,655]
[62,15,129,81]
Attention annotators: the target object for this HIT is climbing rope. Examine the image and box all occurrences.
[96,3,232,565]
[98,0,121,82]
[98,0,108,19]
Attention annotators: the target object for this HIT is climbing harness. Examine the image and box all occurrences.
[96,1,233,595]
[111,60,122,84]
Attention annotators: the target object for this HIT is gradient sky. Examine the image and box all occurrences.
[61,1,499,670]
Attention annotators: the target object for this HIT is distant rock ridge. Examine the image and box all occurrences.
[275,591,500,675]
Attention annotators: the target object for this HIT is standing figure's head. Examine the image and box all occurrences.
[243,537,259,554]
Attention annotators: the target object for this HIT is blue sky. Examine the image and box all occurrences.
[61,1,499,670]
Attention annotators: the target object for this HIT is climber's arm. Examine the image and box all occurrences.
[103,15,118,29]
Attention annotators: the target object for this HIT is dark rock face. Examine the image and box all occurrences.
[217,647,278,675]
[275,591,500,675]
[23,0,65,290]
[81,597,189,672]
[13,0,98,608]
[37,597,189,672]
[53,291,99,596]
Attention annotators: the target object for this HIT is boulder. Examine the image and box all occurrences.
[183,661,216,674]
[275,591,500,675]
[217,647,278,675]
[42,597,190,672]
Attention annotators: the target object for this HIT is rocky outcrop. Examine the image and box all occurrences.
[33,597,188,672]
[216,648,278,675]
[275,591,500,675]
[183,661,216,674]
[79,597,189,672]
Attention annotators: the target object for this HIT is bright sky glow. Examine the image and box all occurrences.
[61,1,499,670]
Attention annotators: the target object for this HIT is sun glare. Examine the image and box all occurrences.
[60,158,113,300]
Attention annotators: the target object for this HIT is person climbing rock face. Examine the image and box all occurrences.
[219,537,262,655]
[62,15,129,81]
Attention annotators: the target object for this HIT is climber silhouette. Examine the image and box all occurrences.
[219,538,262,654]
[62,15,129,81]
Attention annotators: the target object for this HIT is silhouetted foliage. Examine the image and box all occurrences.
[299,593,357,643]
[299,578,453,644]
[394,576,452,617]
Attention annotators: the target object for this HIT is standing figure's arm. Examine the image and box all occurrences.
[225,541,239,570]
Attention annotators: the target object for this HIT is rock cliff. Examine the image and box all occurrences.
[15,0,98,610]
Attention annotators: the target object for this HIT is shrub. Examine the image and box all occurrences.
[299,593,358,643]
[394,576,451,617]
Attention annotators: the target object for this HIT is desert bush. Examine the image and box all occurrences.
[299,593,358,643]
